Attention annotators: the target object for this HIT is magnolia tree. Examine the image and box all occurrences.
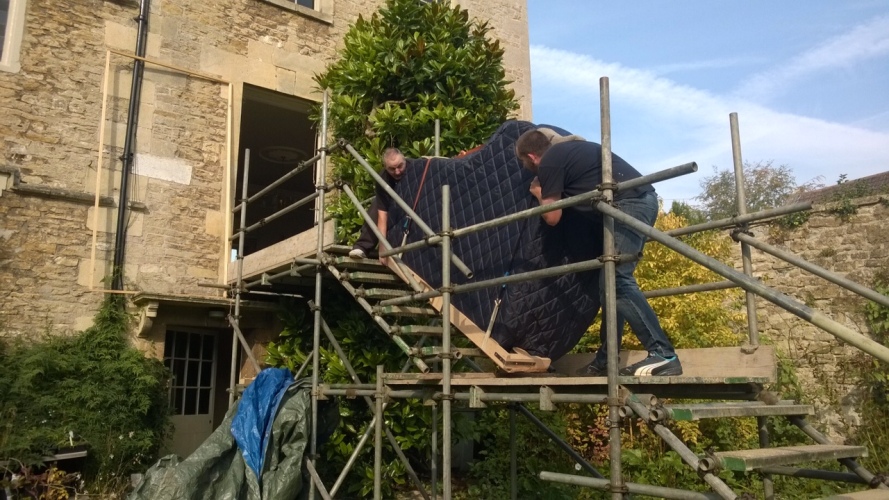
[315,0,519,243]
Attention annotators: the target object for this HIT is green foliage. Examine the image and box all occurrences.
[0,294,170,496]
[668,200,706,225]
[775,209,811,230]
[695,161,821,221]
[460,407,576,500]
[827,174,873,221]
[266,293,467,498]
[852,270,889,474]
[315,0,519,244]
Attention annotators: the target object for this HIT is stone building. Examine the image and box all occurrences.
[0,0,531,455]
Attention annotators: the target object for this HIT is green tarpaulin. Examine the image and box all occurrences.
[130,379,338,500]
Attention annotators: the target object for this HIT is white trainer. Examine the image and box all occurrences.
[348,248,366,259]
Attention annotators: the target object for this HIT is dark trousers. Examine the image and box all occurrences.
[353,197,381,256]
[591,191,677,369]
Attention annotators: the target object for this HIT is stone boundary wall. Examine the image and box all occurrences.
[740,194,888,440]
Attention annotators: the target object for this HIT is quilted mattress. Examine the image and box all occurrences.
[383,120,602,361]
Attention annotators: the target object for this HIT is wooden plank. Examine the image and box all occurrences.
[343,271,405,284]
[379,305,439,317]
[666,403,813,421]
[230,222,335,282]
[393,266,551,373]
[363,288,412,299]
[332,256,388,271]
[715,445,867,471]
[382,372,771,387]
[551,346,777,383]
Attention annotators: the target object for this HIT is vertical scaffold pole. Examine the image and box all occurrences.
[730,113,760,348]
[431,118,440,500]
[730,113,771,499]
[308,90,330,499]
[229,149,251,407]
[441,185,454,500]
[374,365,385,500]
[600,77,625,500]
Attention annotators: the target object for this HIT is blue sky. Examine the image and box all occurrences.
[527,1,889,206]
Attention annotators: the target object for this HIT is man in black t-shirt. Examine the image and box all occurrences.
[349,148,407,265]
[515,129,682,377]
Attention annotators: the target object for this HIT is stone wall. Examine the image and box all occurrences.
[0,186,105,333]
[744,195,889,440]
[0,0,531,336]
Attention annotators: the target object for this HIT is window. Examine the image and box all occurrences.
[0,0,27,73]
[260,0,332,24]
[164,330,217,416]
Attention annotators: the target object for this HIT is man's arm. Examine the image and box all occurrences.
[530,177,563,225]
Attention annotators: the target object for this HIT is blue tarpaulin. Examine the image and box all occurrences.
[231,368,294,476]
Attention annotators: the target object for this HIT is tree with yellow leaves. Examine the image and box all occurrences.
[574,209,747,353]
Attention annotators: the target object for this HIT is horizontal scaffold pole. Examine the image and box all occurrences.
[666,202,811,238]
[230,192,320,241]
[540,472,722,500]
[233,143,343,214]
[597,202,889,364]
[377,254,637,307]
[643,280,737,299]
[381,162,698,260]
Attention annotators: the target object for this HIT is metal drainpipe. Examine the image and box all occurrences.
[111,0,150,290]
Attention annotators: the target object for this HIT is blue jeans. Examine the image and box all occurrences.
[592,191,676,368]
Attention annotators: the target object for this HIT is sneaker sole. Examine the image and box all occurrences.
[620,367,683,377]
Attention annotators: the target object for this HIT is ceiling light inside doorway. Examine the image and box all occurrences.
[259,146,306,164]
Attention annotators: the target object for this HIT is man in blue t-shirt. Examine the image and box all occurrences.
[349,148,407,265]
[515,128,682,377]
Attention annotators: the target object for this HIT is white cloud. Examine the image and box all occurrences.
[735,15,889,101]
[530,44,889,204]
[652,56,766,75]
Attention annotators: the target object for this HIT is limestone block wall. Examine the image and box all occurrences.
[0,189,102,334]
[0,0,531,336]
[743,195,889,439]
[457,0,533,120]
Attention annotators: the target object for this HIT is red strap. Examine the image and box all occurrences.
[454,144,483,158]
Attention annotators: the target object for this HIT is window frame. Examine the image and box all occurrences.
[260,0,333,24]
[0,0,27,73]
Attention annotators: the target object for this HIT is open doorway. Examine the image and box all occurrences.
[235,85,318,257]
[163,327,230,458]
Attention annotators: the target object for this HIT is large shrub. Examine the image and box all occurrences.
[0,295,170,496]
[315,0,519,243]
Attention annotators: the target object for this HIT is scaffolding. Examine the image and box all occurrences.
[223,82,889,499]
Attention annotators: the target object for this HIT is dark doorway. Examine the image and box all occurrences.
[235,85,317,257]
